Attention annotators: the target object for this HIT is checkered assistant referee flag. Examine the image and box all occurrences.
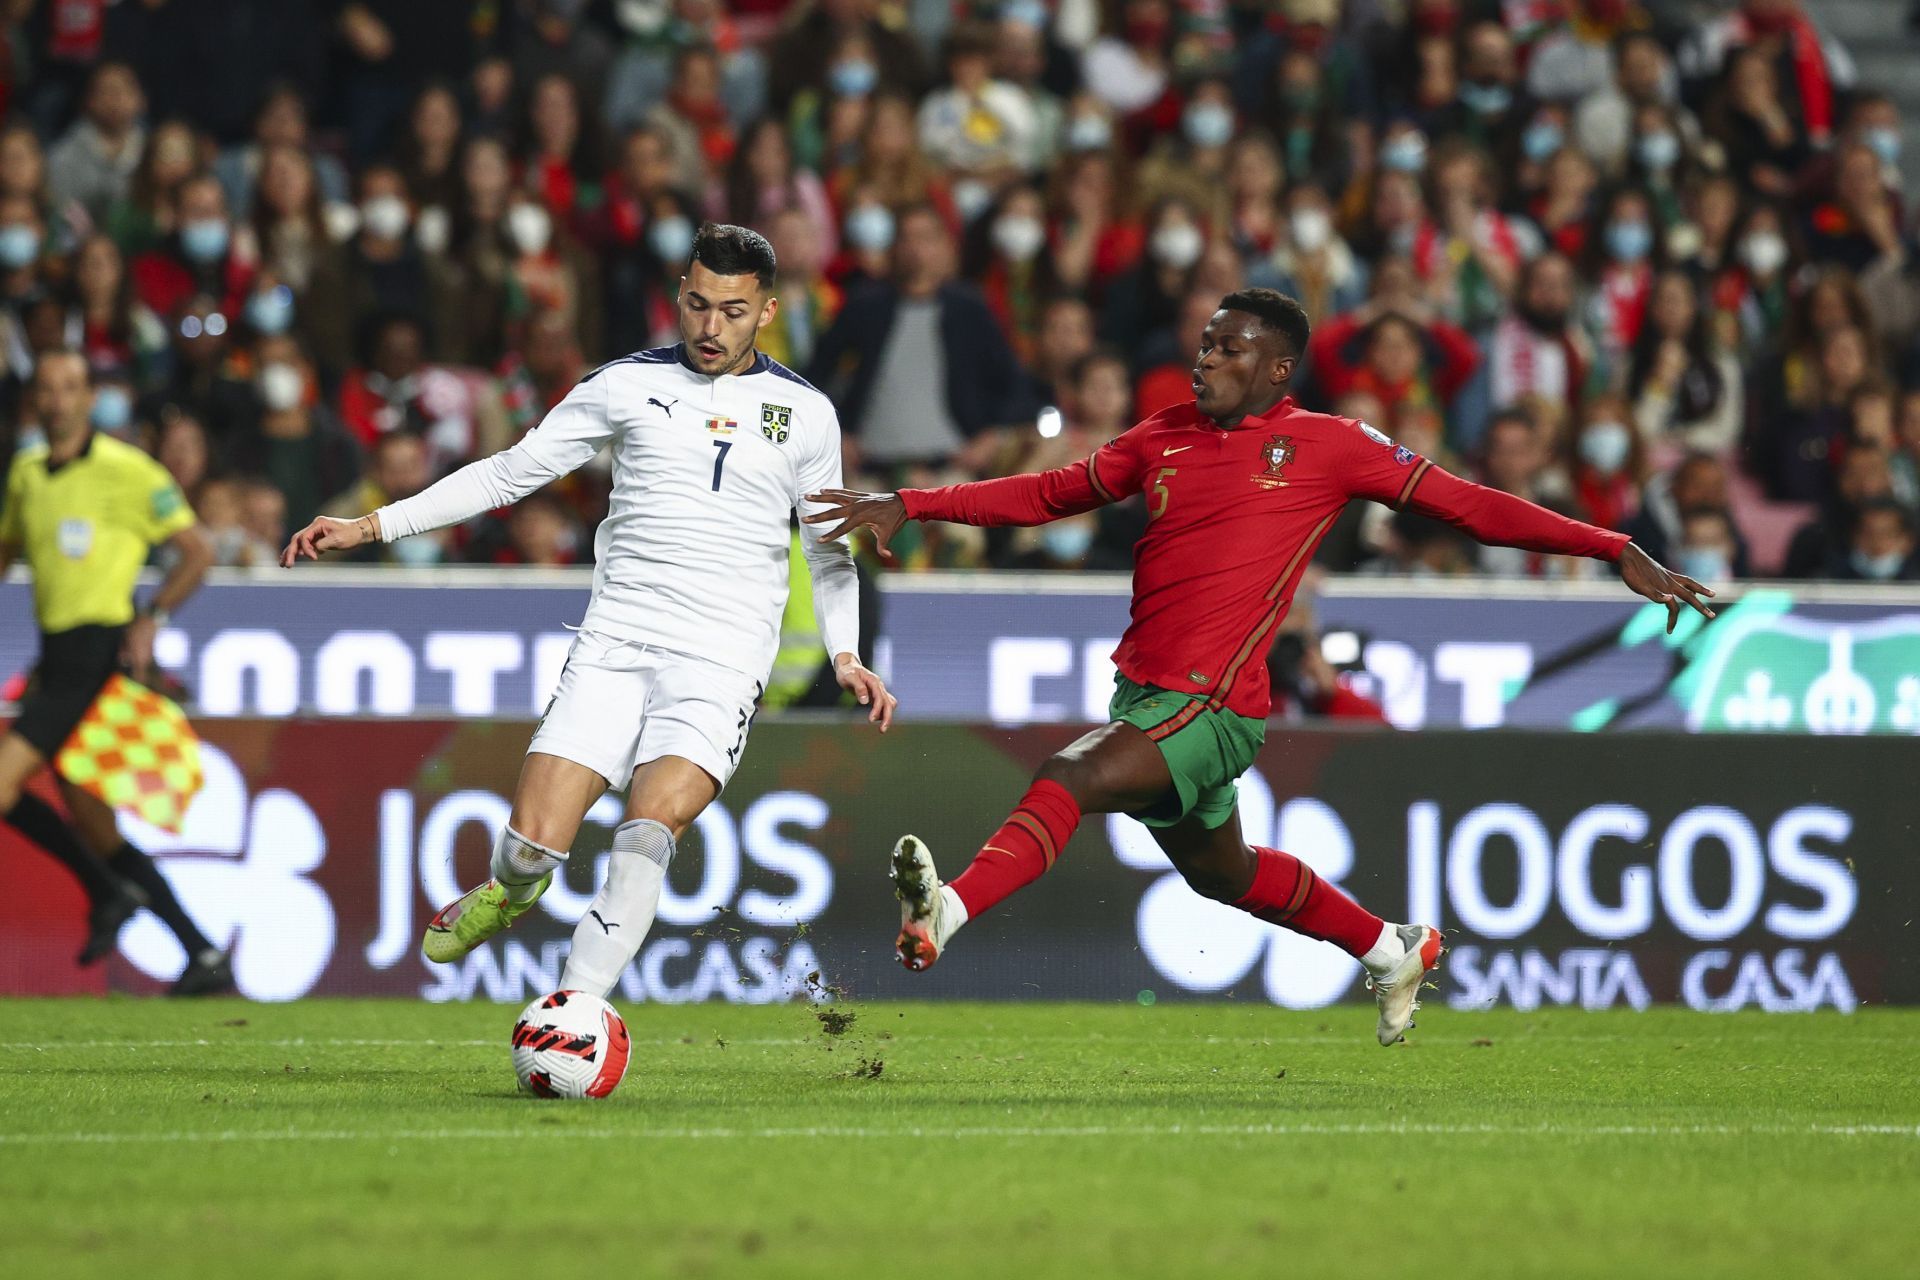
[55,675,204,833]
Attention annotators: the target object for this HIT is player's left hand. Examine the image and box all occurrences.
[121,615,156,681]
[834,654,897,731]
[1618,541,1716,633]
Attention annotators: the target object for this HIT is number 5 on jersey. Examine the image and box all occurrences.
[711,440,732,491]
[1149,466,1177,520]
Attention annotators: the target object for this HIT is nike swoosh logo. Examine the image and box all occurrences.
[1163,445,1195,456]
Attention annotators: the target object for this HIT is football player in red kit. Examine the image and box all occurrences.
[806,289,1713,1045]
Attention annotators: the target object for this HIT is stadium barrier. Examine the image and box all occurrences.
[4,720,1913,1010]
[6,570,1920,732]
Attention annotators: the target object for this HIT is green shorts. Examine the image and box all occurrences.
[1109,674,1267,830]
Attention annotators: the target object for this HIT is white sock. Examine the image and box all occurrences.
[492,826,567,903]
[560,818,673,997]
[1358,922,1405,978]
[936,885,968,947]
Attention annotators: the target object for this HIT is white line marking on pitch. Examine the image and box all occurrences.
[0,1122,1913,1147]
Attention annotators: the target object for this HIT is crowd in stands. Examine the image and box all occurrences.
[1,0,1917,583]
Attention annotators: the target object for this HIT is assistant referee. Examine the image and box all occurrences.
[0,350,229,993]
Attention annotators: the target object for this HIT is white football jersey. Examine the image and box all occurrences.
[376,344,858,683]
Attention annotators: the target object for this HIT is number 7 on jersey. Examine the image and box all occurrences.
[711,440,732,491]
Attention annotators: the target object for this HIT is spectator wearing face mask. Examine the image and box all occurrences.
[1718,200,1796,358]
[1430,21,1528,159]
[1247,182,1367,328]
[249,144,351,376]
[1829,497,1920,581]
[1585,187,1660,368]
[1630,269,1743,462]
[1099,197,1206,367]
[1783,443,1900,578]
[1669,505,1743,589]
[131,173,257,322]
[0,192,50,325]
[766,0,929,112]
[833,190,898,293]
[224,334,360,529]
[1570,394,1643,530]
[1135,78,1238,224]
[1574,31,1697,179]
[190,477,276,568]
[342,164,437,350]
[965,184,1057,363]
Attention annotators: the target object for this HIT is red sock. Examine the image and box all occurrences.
[1233,846,1384,959]
[947,779,1082,918]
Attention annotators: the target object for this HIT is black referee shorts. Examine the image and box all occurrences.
[10,625,125,758]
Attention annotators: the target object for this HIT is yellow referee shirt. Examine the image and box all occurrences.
[0,433,196,632]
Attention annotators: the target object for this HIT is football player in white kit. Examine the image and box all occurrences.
[280,224,895,996]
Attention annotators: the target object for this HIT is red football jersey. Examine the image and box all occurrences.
[902,397,1629,719]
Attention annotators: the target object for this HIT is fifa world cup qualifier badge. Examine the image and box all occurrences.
[1253,434,1294,489]
[760,402,792,444]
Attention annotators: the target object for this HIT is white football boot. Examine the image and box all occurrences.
[1367,923,1445,1046]
[891,835,965,972]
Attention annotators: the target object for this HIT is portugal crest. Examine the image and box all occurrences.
[760,402,792,444]
[1253,434,1294,489]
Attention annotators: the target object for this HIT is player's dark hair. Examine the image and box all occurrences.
[1218,288,1310,358]
[691,222,777,289]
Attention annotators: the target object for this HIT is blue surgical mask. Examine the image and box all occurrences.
[1606,219,1652,262]
[1636,131,1680,172]
[1380,135,1427,173]
[90,384,133,433]
[1866,126,1901,167]
[830,60,878,97]
[1184,102,1235,149]
[648,214,694,263]
[1677,547,1729,584]
[845,204,895,252]
[1065,115,1113,152]
[1851,547,1907,580]
[0,224,40,269]
[246,285,295,335]
[180,217,231,263]
[1522,120,1563,163]
[1040,520,1095,563]
[1579,421,1632,474]
[1458,81,1512,116]
[1002,0,1048,29]
[951,178,993,224]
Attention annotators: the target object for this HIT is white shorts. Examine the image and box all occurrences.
[528,630,765,792]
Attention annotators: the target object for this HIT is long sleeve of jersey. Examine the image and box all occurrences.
[376,375,614,541]
[1337,419,1629,561]
[795,410,862,662]
[900,428,1148,526]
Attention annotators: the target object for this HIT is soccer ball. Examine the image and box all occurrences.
[510,991,631,1099]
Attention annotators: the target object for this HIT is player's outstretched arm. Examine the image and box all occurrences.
[806,454,1120,544]
[802,489,909,555]
[1404,463,1715,633]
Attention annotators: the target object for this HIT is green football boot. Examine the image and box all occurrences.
[421,876,551,964]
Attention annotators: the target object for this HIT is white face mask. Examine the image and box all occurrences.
[507,204,553,256]
[1740,231,1788,277]
[1150,221,1204,270]
[951,179,994,224]
[992,214,1046,262]
[258,361,305,412]
[360,194,411,241]
[414,206,451,255]
[1290,208,1333,252]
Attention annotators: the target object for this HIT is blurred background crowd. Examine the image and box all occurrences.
[1,0,1918,584]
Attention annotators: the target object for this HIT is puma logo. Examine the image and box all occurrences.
[648,397,675,417]
[1162,444,1195,456]
[590,910,619,933]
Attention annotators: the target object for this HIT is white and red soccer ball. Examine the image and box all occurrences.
[510,991,630,1099]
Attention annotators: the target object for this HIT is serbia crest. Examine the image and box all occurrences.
[760,402,792,444]
[1253,434,1294,489]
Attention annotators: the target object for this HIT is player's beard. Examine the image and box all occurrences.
[687,335,754,377]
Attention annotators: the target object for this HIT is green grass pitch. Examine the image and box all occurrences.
[2,998,1915,1278]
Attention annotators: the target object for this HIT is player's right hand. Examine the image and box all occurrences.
[281,514,377,567]
[803,489,908,559]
